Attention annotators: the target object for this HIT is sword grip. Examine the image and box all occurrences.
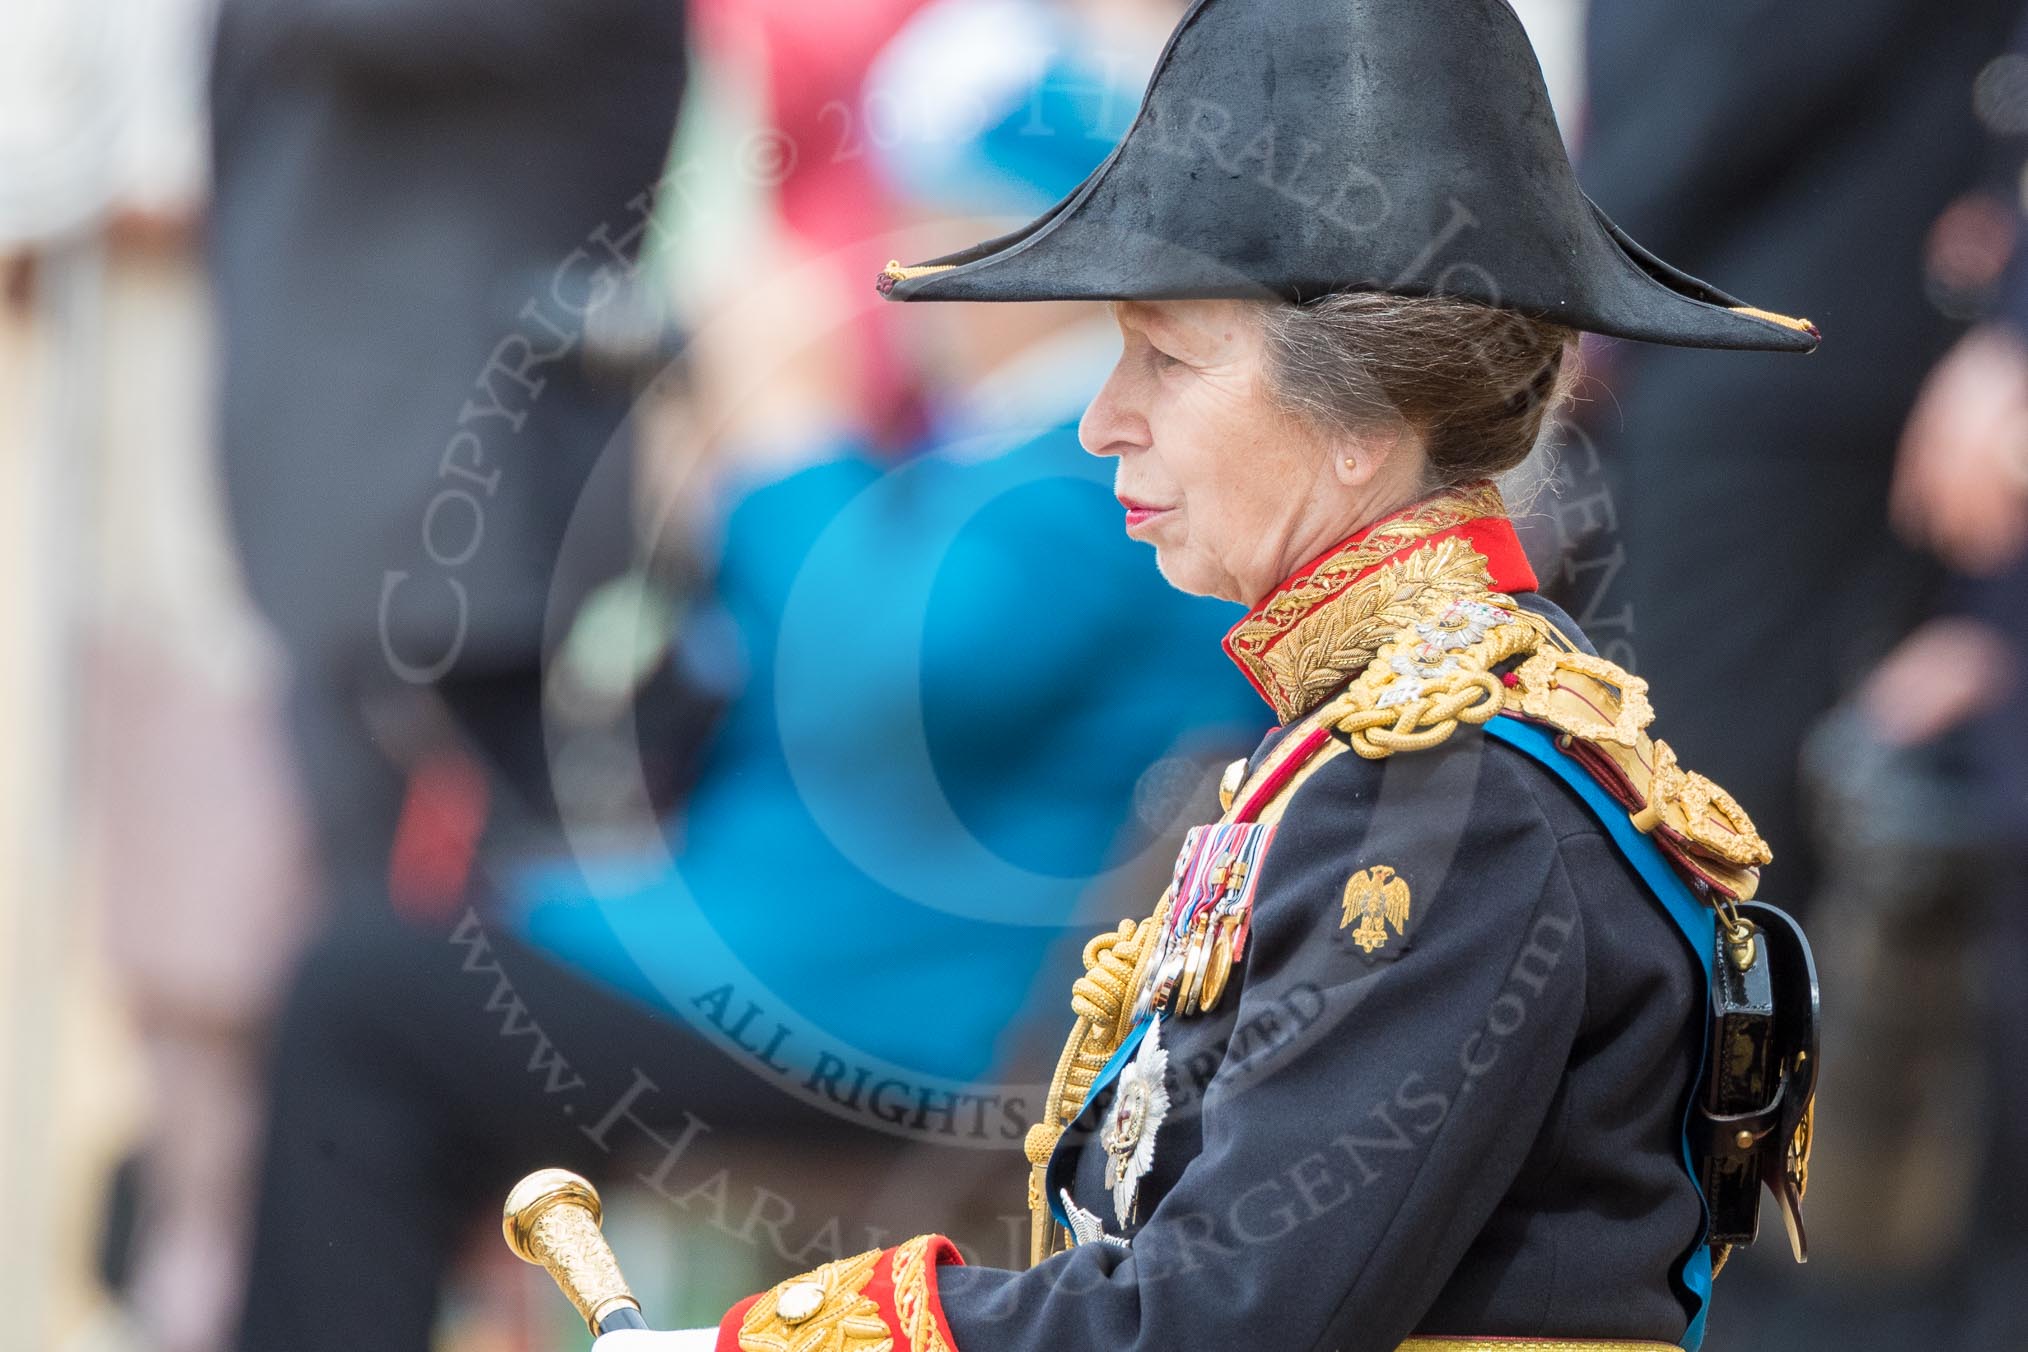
[502,1169,646,1334]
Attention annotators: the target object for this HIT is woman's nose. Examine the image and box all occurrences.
[1079,363,1148,459]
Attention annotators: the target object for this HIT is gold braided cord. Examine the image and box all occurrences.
[1061,919,1148,1119]
[1336,670,1508,756]
[1323,594,1546,760]
[1026,905,1164,1264]
[1066,922,1138,1032]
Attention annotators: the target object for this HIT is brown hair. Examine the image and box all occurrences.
[1259,292,1577,489]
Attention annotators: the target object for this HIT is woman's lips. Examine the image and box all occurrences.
[1118,498,1173,533]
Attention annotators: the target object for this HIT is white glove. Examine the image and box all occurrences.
[592,1328,717,1352]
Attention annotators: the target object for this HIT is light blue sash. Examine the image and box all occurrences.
[1484,714,1716,1352]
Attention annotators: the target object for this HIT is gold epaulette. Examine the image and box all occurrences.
[1504,643,1769,898]
[1316,591,1769,901]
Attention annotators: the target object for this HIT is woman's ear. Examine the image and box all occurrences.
[1333,422,1408,488]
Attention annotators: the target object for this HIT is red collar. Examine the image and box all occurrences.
[1222,481,1537,723]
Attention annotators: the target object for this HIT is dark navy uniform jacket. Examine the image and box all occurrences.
[958,592,1707,1351]
[705,494,1751,1352]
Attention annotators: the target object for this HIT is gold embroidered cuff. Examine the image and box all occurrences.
[725,1237,966,1352]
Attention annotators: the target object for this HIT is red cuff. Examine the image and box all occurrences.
[715,1236,966,1352]
[715,1295,762,1352]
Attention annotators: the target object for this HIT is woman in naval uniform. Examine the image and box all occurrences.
[585,1,1820,1349]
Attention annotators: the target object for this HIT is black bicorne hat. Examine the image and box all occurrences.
[877,0,1818,353]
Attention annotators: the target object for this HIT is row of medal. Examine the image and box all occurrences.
[1073,822,1282,1238]
[1132,821,1279,1026]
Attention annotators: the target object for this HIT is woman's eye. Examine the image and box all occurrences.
[1150,346,1184,368]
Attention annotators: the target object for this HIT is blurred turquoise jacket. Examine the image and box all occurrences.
[510,422,1261,1088]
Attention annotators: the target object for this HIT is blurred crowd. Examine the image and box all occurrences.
[1,2,2026,1351]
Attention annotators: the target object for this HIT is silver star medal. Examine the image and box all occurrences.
[1100,1017,1172,1225]
[1061,1190,1131,1250]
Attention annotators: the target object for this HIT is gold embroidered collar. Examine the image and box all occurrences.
[1222,481,1537,723]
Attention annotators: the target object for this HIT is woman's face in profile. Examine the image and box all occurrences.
[1080,298,1353,606]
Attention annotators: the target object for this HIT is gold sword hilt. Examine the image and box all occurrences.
[502,1169,646,1334]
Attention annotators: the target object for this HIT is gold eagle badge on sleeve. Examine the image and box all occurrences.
[1340,865,1412,953]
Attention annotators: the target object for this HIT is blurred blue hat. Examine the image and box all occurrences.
[865,0,1155,217]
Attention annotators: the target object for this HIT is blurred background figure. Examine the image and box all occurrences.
[201,3,685,1350]
[1572,0,2017,905]
[206,0,688,917]
[231,2,1265,1351]
[1876,12,2028,1344]
[198,0,679,1348]
[1568,2,2026,1349]
[1,3,314,1352]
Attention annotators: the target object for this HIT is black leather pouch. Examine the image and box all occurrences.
[1693,902,1820,1260]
